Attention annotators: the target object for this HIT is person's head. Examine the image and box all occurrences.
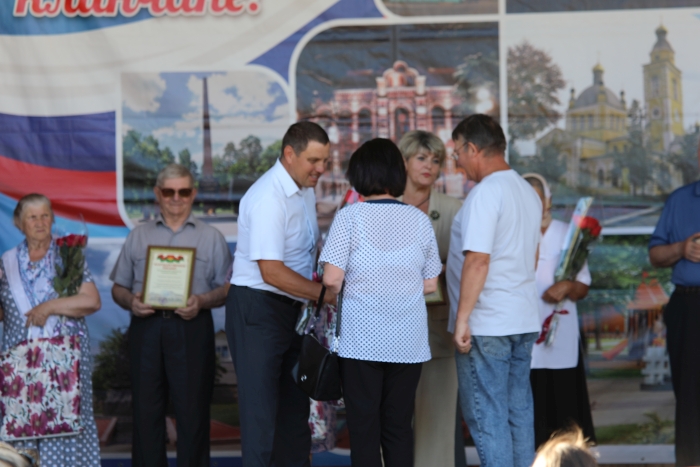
[13,194,53,243]
[452,114,507,181]
[398,130,446,190]
[281,121,331,188]
[523,172,553,230]
[154,164,196,220]
[347,138,406,198]
[533,427,597,467]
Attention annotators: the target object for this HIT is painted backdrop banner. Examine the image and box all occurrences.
[1,0,700,451]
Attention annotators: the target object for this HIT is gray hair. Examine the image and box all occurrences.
[397,130,446,165]
[156,163,194,188]
[13,193,53,230]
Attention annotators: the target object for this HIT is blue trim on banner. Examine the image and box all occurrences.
[251,0,382,80]
[0,112,115,171]
[0,5,152,36]
[0,192,129,254]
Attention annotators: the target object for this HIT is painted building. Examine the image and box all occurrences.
[644,25,684,153]
[312,60,468,206]
[535,25,686,193]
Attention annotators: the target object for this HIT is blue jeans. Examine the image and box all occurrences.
[456,333,538,467]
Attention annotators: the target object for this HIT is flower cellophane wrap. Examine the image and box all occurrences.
[53,234,88,299]
[538,197,601,347]
[0,334,82,441]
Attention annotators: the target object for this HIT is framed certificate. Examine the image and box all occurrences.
[425,276,446,306]
[142,246,196,309]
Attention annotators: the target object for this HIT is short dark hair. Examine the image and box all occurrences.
[347,138,406,198]
[452,114,506,157]
[281,121,329,157]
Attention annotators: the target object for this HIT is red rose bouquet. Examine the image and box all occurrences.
[537,197,602,346]
[53,233,88,298]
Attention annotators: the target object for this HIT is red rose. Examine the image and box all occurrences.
[57,234,88,248]
[577,216,602,238]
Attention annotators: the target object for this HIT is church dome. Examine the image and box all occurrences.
[572,63,624,110]
[652,24,674,52]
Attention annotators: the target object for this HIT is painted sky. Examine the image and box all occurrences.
[505,9,700,154]
[122,68,291,167]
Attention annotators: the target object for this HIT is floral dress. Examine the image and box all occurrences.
[0,241,100,466]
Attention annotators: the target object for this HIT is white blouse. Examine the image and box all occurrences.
[530,219,592,370]
[319,200,442,364]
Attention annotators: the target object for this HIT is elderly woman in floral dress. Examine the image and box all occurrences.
[0,194,101,466]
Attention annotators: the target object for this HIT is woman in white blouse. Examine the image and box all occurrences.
[524,173,596,448]
[320,138,442,467]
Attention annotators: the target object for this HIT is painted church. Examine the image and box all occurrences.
[535,25,686,194]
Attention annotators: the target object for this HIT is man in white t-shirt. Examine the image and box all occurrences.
[226,122,336,467]
[446,114,542,467]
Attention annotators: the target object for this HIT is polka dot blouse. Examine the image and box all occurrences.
[319,200,442,363]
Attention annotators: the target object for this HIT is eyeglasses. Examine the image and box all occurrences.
[453,140,470,157]
[159,188,194,198]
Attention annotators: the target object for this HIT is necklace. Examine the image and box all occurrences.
[410,193,430,208]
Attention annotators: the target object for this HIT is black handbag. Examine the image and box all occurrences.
[292,284,343,401]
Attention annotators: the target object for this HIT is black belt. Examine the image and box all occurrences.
[254,288,305,309]
[674,285,700,294]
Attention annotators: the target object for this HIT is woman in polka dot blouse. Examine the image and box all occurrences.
[320,138,442,467]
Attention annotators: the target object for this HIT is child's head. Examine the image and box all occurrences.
[533,427,597,467]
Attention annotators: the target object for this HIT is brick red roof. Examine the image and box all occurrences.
[626,279,669,310]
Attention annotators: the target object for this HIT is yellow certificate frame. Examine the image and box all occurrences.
[142,246,196,309]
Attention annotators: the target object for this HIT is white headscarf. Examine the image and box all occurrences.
[522,172,552,230]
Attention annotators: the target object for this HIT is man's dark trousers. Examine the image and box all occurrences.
[129,309,215,467]
[226,285,311,467]
[664,289,700,467]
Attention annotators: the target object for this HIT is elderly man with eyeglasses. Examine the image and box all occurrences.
[110,163,232,467]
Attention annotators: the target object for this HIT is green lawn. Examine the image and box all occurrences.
[595,413,674,444]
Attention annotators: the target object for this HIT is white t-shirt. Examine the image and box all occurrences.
[530,219,591,369]
[231,160,319,300]
[446,169,542,336]
[319,200,442,363]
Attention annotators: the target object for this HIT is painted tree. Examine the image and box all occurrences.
[178,148,199,179]
[612,100,654,195]
[670,130,700,186]
[453,51,500,117]
[507,41,565,142]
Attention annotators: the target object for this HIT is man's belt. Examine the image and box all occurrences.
[254,288,305,309]
[674,285,700,294]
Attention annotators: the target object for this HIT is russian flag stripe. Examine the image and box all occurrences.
[0,155,123,226]
[0,112,115,172]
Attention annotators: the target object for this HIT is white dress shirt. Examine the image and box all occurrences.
[530,219,592,369]
[446,169,542,336]
[231,160,319,300]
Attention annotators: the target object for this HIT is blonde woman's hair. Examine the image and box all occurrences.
[533,427,597,467]
[13,193,53,230]
[156,163,194,188]
[397,130,446,165]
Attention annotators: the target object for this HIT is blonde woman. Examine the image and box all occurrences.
[398,130,465,467]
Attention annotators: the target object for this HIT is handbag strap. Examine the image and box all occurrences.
[312,282,344,352]
[331,282,344,352]
[314,285,327,321]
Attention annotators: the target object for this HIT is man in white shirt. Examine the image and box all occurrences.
[226,122,335,467]
[446,114,542,467]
